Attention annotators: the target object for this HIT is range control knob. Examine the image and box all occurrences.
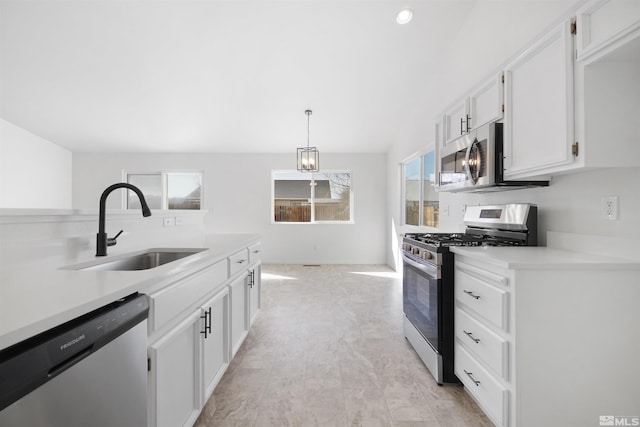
[422,251,433,260]
[412,247,421,255]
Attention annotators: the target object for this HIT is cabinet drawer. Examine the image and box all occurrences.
[248,242,262,264]
[455,268,508,331]
[456,308,509,380]
[456,345,509,427]
[577,0,640,61]
[228,249,249,277]
[150,260,228,333]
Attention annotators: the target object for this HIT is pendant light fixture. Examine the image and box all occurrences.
[297,109,319,172]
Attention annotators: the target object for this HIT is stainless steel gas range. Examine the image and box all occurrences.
[402,204,538,384]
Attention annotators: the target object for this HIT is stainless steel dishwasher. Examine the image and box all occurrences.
[0,293,149,427]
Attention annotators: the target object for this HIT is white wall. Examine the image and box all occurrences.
[438,167,640,240]
[73,152,387,264]
[0,119,72,208]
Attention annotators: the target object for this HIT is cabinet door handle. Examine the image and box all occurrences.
[200,307,212,338]
[463,290,481,300]
[463,330,480,343]
[466,114,471,132]
[247,270,255,288]
[200,311,208,338]
[460,117,465,135]
[464,370,481,386]
[237,259,246,264]
[253,249,261,253]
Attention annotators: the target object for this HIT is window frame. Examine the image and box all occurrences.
[401,147,439,229]
[271,169,354,225]
[122,170,204,211]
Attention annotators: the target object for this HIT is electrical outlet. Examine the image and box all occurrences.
[602,196,618,221]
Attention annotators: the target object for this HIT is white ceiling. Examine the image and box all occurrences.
[0,0,571,154]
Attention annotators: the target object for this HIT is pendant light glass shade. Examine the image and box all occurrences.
[297,110,319,172]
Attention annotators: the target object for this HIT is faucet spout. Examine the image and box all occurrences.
[97,183,152,256]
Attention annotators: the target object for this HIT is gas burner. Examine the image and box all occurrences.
[407,233,487,247]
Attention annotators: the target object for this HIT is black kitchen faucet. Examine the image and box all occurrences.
[96,183,151,256]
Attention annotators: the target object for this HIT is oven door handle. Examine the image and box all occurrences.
[402,253,439,279]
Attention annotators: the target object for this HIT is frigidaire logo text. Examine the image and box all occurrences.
[60,334,85,351]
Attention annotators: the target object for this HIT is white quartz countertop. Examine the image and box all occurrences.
[450,246,640,270]
[0,233,260,350]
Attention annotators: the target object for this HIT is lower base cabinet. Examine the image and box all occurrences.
[146,238,262,427]
[453,251,640,427]
[248,263,261,327]
[229,274,249,358]
[202,288,229,401]
[148,310,202,427]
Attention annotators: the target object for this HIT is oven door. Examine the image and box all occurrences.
[402,253,440,352]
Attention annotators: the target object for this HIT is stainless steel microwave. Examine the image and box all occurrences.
[437,122,549,192]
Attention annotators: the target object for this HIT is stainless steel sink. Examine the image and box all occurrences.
[77,248,207,271]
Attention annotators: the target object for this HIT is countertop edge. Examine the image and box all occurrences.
[449,246,640,270]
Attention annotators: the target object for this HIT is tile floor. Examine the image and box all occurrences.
[195,264,493,427]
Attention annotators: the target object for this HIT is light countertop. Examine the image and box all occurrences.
[450,246,640,270]
[0,233,260,350]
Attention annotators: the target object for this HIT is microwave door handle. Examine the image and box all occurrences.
[464,142,475,184]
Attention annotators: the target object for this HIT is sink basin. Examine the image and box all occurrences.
[77,248,207,271]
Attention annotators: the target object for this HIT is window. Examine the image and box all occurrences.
[272,170,352,223]
[124,171,202,210]
[402,151,439,227]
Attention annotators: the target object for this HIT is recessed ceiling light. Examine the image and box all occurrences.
[396,8,413,25]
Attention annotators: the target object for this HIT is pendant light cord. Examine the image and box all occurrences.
[305,109,312,149]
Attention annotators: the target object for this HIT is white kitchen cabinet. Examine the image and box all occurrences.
[148,310,202,427]
[248,242,262,263]
[229,273,248,358]
[148,261,227,337]
[247,242,262,328]
[146,237,262,427]
[201,287,229,402]
[247,264,261,327]
[456,345,509,427]
[503,19,575,180]
[576,0,640,62]
[454,261,511,427]
[442,98,469,144]
[228,248,249,277]
[573,1,640,169]
[452,248,640,427]
[440,73,504,147]
[468,74,503,131]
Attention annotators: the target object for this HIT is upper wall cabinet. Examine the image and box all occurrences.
[576,0,640,62]
[469,74,504,132]
[574,0,640,169]
[433,2,640,186]
[442,98,469,145]
[441,74,504,146]
[503,19,575,179]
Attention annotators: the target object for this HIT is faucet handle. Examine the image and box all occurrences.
[107,230,124,247]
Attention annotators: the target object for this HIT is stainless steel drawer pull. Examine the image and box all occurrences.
[253,250,261,253]
[463,290,480,299]
[463,330,480,343]
[464,369,481,386]
[237,259,246,264]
